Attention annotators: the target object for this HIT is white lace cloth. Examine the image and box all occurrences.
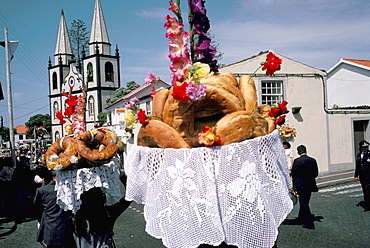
[55,158,122,214]
[125,130,293,248]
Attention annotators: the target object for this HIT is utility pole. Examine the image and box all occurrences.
[4,28,16,167]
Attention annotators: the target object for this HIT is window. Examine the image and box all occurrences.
[55,131,60,141]
[146,101,152,115]
[105,62,114,82]
[87,63,93,82]
[19,135,23,140]
[53,102,59,119]
[88,96,95,116]
[261,80,283,105]
[52,72,58,90]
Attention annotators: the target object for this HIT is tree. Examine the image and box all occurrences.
[69,19,89,63]
[97,112,108,126]
[25,114,51,139]
[106,81,140,105]
[0,127,10,143]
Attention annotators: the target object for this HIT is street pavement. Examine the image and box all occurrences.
[1,169,369,248]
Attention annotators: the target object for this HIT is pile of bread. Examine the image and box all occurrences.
[138,72,276,148]
[42,129,123,170]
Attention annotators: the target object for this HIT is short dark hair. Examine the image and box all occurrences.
[282,141,291,148]
[297,145,306,155]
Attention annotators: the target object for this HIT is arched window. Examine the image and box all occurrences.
[52,72,58,90]
[87,63,93,82]
[55,131,60,141]
[53,101,59,119]
[105,62,114,82]
[88,95,95,116]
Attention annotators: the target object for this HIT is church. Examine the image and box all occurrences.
[47,0,120,141]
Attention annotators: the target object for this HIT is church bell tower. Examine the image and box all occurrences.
[48,0,120,141]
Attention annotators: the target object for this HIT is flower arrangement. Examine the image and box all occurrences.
[56,84,87,136]
[278,123,297,138]
[130,1,286,148]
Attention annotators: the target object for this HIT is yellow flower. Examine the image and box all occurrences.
[198,126,222,147]
[65,125,73,135]
[124,109,137,130]
[192,62,210,79]
[91,129,98,135]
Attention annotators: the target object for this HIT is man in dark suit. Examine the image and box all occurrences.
[34,171,72,248]
[291,145,319,230]
[354,140,370,211]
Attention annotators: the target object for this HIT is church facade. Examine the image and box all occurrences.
[47,0,120,142]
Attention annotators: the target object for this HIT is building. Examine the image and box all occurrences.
[48,0,120,142]
[219,49,328,172]
[104,80,170,140]
[326,59,370,170]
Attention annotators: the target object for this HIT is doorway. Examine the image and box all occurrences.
[353,120,369,155]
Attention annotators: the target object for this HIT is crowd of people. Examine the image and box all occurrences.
[0,148,51,224]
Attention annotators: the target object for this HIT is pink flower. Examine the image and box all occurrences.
[164,15,184,38]
[186,81,207,101]
[168,32,190,60]
[145,72,159,85]
[169,57,192,84]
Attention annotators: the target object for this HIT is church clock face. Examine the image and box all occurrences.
[68,76,75,87]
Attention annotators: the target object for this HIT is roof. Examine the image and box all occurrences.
[55,10,72,55]
[15,125,28,134]
[343,59,370,68]
[105,79,170,108]
[327,58,370,74]
[90,0,109,44]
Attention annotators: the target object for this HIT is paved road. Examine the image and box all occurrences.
[1,170,369,248]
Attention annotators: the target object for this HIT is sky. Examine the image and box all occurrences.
[0,0,370,127]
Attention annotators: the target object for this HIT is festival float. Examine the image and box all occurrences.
[42,1,294,247]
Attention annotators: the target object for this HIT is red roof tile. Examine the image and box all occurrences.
[343,59,370,68]
[15,125,28,134]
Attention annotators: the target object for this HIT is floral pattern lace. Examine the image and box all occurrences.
[55,158,122,214]
[124,130,293,248]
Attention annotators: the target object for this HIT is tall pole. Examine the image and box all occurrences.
[4,28,16,167]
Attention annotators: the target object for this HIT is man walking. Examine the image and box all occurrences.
[354,140,370,211]
[34,171,72,248]
[291,145,319,230]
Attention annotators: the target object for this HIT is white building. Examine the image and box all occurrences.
[219,50,370,173]
[48,0,120,142]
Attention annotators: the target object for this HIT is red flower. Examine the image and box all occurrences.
[137,109,148,125]
[274,115,286,126]
[268,108,280,117]
[64,106,74,117]
[262,52,282,76]
[65,95,78,107]
[172,82,189,101]
[277,101,288,114]
[56,110,66,124]
[150,87,156,100]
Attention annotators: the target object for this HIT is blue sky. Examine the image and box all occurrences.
[0,0,370,127]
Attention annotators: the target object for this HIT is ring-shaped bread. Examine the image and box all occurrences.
[43,136,78,170]
[76,129,118,162]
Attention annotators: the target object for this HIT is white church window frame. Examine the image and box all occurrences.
[88,95,95,116]
[105,62,114,82]
[53,101,59,120]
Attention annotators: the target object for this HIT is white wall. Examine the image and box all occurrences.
[327,63,370,108]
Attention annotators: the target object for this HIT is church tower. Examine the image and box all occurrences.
[48,0,120,141]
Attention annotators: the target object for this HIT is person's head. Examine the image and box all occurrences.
[297,145,307,155]
[359,140,369,152]
[283,141,291,149]
[51,170,57,180]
